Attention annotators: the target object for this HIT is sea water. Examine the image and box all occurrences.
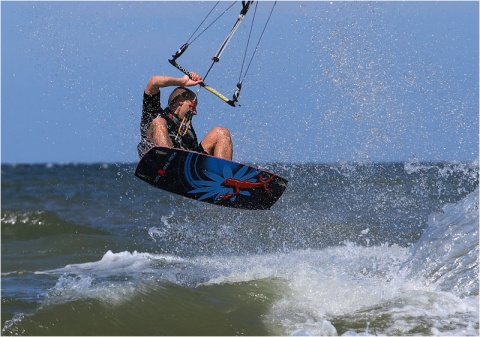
[1,160,478,335]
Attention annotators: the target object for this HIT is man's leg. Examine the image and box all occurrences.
[200,126,233,160]
[149,117,173,148]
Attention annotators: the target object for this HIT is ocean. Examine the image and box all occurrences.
[1,159,478,336]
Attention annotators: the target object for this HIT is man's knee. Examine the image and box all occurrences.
[148,117,172,147]
[149,117,168,137]
[212,126,232,141]
[151,116,168,129]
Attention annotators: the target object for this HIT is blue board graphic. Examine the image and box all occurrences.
[135,147,288,210]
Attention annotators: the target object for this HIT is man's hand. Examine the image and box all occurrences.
[183,72,203,87]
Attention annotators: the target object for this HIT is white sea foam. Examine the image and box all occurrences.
[38,250,185,275]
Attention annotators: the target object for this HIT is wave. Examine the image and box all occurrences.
[402,187,479,297]
[2,276,280,336]
[6,243,477,335]
[1,210,110,241]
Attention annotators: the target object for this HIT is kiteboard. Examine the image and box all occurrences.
[135,146,288,210]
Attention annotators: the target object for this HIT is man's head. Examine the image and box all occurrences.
[168,87,197,113]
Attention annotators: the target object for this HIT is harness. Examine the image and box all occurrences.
[160,107,200,151]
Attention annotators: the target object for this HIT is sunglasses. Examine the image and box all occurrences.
[187,100,197,111]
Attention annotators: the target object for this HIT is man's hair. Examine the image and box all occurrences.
[168,87,197,110]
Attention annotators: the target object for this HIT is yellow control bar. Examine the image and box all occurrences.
[200,83,235,107]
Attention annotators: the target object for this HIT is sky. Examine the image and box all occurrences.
[2,1,479,164]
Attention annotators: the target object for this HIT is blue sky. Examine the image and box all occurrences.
[2,1,478,164]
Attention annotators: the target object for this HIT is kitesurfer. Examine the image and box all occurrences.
[137,73,233,160]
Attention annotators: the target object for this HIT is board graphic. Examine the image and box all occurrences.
[135,147,288,210]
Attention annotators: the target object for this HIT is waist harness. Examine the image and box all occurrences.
[160,107,200,151]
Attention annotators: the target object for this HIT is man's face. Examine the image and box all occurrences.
[177,99,197,119]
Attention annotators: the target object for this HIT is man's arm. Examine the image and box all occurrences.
[145,73,203,95]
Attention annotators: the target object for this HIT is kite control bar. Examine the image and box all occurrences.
[169,44,237,107]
